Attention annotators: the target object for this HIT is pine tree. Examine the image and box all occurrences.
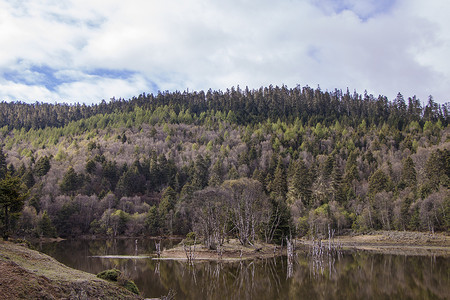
[60,167,81,194]
[368,169,390,195]
[270,158,287,201]
[286,160,311,206]
[116,166,145,196]
[0,175,27,240]
[37,211,57,238]
[269,198,292,245]
[208,157,224,186]
[252,168,265,187]
[227,165,239,180]
[191,155,209,189]
[400,156,417,189]
[0,148,7,179]
[34,156,51,177]
[425,149,450,191]
[331,161,345,204]
[323,154,334,179]
[159,186,177,216]
[7,164,15,176]
[22,168,35,189]
[145,205,160,236]
[16,163,26,178]
[102,161,119,191]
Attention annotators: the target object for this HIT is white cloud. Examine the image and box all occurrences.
[0,0,449,104]
[55,74,150,103]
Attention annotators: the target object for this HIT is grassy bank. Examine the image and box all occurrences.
[0,241,143,299]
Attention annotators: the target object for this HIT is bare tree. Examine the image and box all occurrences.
[191,187,229,249]
[222,178,268,246]
[373,191,393,230]
[420,190,448,233]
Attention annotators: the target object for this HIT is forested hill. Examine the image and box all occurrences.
[0,85,449,243]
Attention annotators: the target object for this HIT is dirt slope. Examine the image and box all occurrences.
[0,241,142,300]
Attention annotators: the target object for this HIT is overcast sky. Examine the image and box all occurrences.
[1,0,449,105]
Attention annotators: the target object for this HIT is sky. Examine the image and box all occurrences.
[0,0,449,105]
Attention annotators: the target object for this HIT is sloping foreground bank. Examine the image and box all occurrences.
[0,241,143,299]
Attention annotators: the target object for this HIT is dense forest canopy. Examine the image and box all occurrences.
[0,85,449,244]
[1,85,449,130]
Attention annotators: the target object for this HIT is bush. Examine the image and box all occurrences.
[97,269,140,295]
[122,280,139,295]
[97,269,121,281]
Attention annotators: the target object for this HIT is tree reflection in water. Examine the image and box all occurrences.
[35,239,450,300]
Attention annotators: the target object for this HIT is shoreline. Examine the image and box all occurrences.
[161,239,280,262]
[160,231,450,260]
[308,230,450,256]
[20,230,450,261]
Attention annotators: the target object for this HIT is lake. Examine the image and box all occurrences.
[33,238,450,299]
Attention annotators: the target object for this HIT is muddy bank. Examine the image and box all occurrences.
[0,241,142,300]
[161,232,450,261]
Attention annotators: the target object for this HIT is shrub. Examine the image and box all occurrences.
[97,269,140,295]
[97,269,121,281]
[122,280,139,295]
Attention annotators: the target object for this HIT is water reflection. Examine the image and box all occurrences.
[34,239,450,300]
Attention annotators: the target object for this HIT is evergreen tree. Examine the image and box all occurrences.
[103,161,119,191]
[34,156,51,177]
[85,159,97,174]
[145,205,160,236]
[286,159,311,206]
[368,169,390,195]
[0,147,6,179]
[251,168,265,187]
[400,156,417,189]
[208,157,224,186]
[425,149,450,191]
[37,210,57,238]
[323,154,334,179]
[331,162,346,204]
[191,155,209,190]
[22,168,35,189]
[116,166,146,196]
[227,165,239,180]
[270,158,287,201]
[16,163,26,178]
[269,198,292,244]
[60,167,81,194]
[7,164,16,176]
[159,186,177,216]
[0,175,27,240]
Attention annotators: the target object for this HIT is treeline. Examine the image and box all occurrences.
[1,86,449,130]
[0,85,449,245]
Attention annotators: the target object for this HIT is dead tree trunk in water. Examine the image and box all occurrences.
[183,237,197,264]
[155,240,161,258]
[286,236,294,279]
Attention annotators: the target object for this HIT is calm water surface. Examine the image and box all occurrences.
[34,239,450,299]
